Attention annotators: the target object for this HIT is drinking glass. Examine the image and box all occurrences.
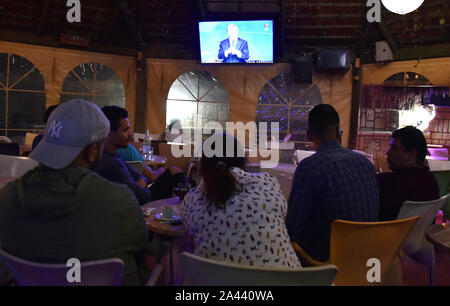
[173,182,190,201]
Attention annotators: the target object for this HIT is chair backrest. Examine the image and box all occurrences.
[329,216,419,286]
[0,136,12,143]
[0,143,20,156]
[0,154,38,177]
[181,252,338,286]
[126,161,143,174]
[24,133,39,146]
[158,143,192,173]
[397,194,449,255]
[0,248,124,286]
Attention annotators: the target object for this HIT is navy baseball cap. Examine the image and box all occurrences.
[30,100,110,169]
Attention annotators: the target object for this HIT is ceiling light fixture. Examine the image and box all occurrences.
[381,0,424,15]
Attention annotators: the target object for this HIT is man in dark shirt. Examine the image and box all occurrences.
[378,126,440,221]
[94,106,188,205]
[286,104,379,262]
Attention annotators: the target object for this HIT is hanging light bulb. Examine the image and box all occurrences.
[381,0,424,15]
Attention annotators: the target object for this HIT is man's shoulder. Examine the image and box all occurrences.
[83,171,138,203]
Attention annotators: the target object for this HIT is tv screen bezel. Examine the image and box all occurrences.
[196,15,279,65]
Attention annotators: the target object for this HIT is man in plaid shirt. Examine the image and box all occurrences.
[286,104,379,262]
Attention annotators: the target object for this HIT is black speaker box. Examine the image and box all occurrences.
[293,56,313,84]
[316,49,351,71]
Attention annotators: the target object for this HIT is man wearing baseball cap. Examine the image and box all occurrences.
[0,100,148,285]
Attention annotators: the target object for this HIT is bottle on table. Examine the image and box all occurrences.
[143,129,153,161]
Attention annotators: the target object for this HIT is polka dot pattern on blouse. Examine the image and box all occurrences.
[180,167,301,268]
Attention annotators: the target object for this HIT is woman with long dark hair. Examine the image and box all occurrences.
[180,133,301,268]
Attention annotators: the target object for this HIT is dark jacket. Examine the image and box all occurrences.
[378,167,440,221]
[0,165,148,285]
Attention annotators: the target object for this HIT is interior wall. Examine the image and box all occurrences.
[146,58,353,147]
[0,41,137,128]
[362,57,450,87]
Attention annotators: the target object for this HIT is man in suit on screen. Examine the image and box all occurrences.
[218,24,249,63]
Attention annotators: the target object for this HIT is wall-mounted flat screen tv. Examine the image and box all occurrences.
[199,20,273,64]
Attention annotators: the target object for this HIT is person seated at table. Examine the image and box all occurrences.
[117,142,166,183]
[94,106,189,205]
[180,132,301,268]
[378,126,439,221]
[160,119,183,143]
[32,105,58,150]
[0,100,149,285]
[286,104,379,263]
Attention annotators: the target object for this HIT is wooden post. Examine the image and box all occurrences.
[349,57,362,150]
[135,51,147,133]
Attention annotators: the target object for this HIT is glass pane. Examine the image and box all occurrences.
[256,105,289,140]
[291,85,322,106]
[166,100,197,129]
[167,78,197,101]
[0,91,5,129]
[96,75,125,96]
[200,81,228,103]
[12,67,45,91]
[95,64,116,82]
[178,72,199,100]
[258,82,287,105]
[61,71,91,93]
[289,107,311,142]
[198,102,229,127]
[8,54,35,88]
[0,53,7,88]
[59,93,94,104]
[73,63,95,83]
[7,92,46,129]
[95,96,126,109]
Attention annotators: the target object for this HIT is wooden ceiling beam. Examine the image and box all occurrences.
[360,43,450,64]
[117,0,146,51]
[37,0,49,35]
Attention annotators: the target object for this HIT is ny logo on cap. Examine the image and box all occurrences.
[48,120,63,139]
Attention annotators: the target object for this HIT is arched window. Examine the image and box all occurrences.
[383,72,432,87]
[0,53,46,141]
[60,62,125,108]
[256,73,322,147]
[166,71,229,135]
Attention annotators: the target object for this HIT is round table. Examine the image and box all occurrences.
[427,223,450,252]
[141,197,187,285]
[142,197,186,238]
[144,155,168,170]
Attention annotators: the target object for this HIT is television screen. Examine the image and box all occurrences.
[199,20,273,64]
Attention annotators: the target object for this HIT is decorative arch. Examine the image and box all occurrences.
[165,70,229,134]
[256,73,322,146]
[0,53,46,140]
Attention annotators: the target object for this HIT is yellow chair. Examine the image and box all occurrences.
[292,216,419,286]
[24,133,39,146]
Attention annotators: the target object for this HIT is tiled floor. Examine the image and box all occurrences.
[402,247,450,286]
[155,241,450,286]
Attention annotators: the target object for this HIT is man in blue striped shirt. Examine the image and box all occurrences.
[286,104,379,262]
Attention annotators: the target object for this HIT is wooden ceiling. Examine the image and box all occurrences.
[0,0,448,63]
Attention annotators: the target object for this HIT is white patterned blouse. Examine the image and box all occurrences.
[180,167,301,268]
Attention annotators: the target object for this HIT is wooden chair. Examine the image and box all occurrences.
[292,216,419,286]
[0,248,124,286]
[181,252,338,286]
